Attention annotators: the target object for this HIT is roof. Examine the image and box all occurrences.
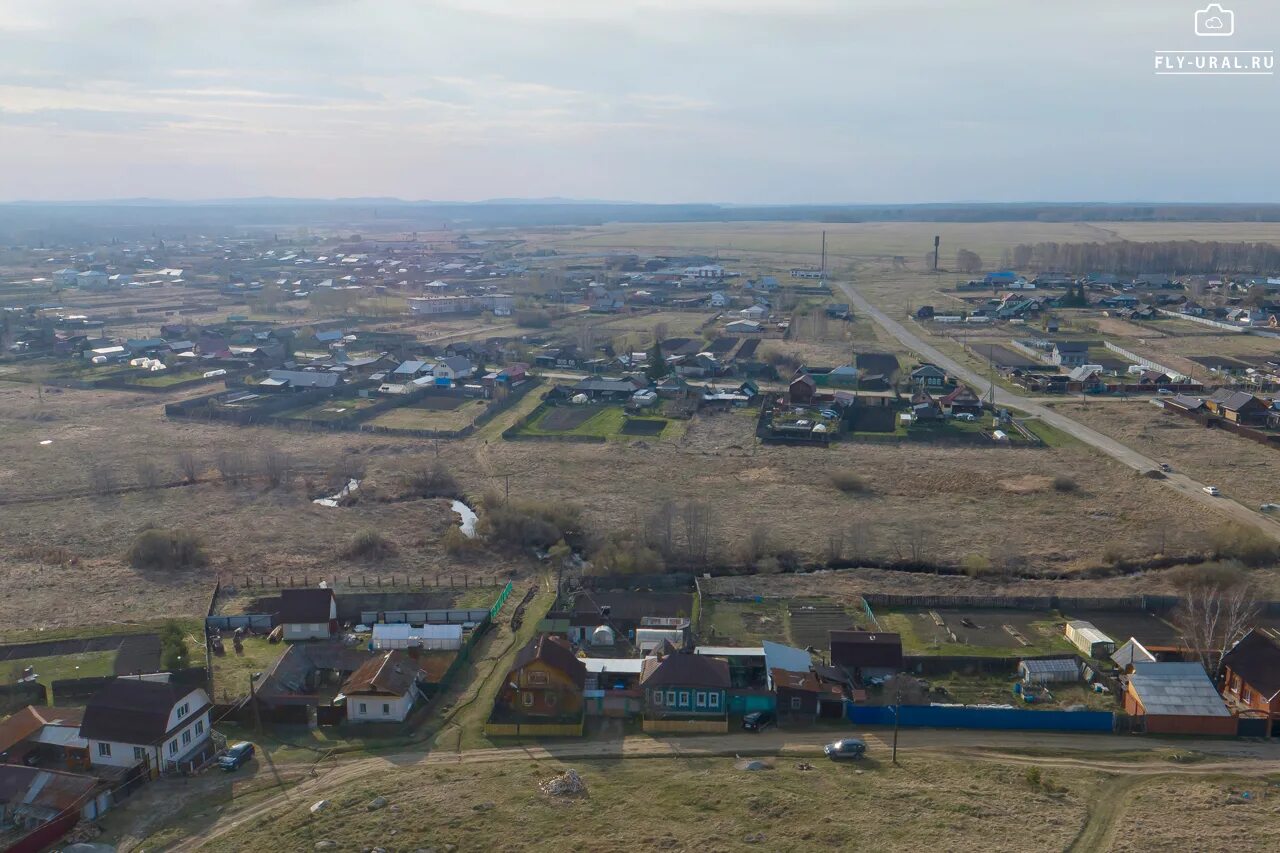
[509,634,586,690]
[829,631,903,669]
[0,765,101,813]
[1112,638,1157,668]
[254,643,372,706]
[1166,394,1205,411]
[278,588,335,623]
[340,651,421,697]
[80,679,207,745]
[771,667,820,693]
[1222,629,1280,701]
[762,640,813,674]
[438,356,472,372]
[372,623,462,642]
[581,658,645,675]
[1127,662,1231,717]
[1067,621,1114,646]
[640,652,730,688]
[394,360,427,374]
[0,706,83,755]
[1209,389,1261,412]
[1018,658,1080,677]
[694,646,765,658]
[265,369,339,389]
[1053,340,1089,352]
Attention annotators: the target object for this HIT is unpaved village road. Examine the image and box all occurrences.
[166,727,1280,851]
[835,280,1280,543]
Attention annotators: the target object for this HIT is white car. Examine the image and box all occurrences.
[1203,486,1221,496]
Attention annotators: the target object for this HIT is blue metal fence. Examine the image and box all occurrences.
[846,703,1114,732]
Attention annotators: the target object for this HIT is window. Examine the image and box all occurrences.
[168,741,178,756]
[195,720,204,736]
[382,703,391,716]
[98,743,111,757]
[709,692,720,709]
[176,702,189,719]
[359,703,367,714]
[546,691,557,707]
[791,696,802,710]
[653,690,663,706]
[679,691,689,708]
[666,690,676,707]
[1243,687,1253,704]
[695,691,707,708]
[182,730,192,746]
[133,747,146,761]
[529,670,548,686]
[522,692,534,707]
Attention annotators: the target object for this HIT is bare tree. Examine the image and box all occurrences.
[1172,564,1260,675]
[135,458,164,490]
[955,249,983,274]
[260,446,294,490]
[681,500,714,563]
[215,450,252,486]
[176,450,202,484]
[87,464,117,495]
[901,524,933,564]
[847,521,873,565]
[739,526,772,565]
[825,530,845,564]
[643,499,679,558]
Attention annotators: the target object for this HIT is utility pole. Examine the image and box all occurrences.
[933,236,940,272]
[821,231,827,278]
[892,675,901,765]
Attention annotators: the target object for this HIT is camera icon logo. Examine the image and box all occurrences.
[1195,3,1234,37]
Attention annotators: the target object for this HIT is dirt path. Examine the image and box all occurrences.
[836,279,1280,542]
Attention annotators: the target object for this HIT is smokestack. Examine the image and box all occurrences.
[933,236,940,272]
[821,231,827,276]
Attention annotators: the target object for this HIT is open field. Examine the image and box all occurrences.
[366,396,488,432]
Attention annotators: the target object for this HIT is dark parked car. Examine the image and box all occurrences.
[218,742,255,771]
[742,711,776,732]
[823,738,866,761]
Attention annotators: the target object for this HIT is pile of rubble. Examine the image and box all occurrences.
[539,769,587,797]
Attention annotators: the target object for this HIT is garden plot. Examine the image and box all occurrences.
[875,608,1073,656]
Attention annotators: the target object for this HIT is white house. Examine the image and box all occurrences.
[433,356,474,382]
[709,291,728,308]
[340,651,426,723]
[279,587,337,641]
[739,305,767,321]
[724,320,763,334]
[79,677,213,775]
[52,268,81,287]
[76,270,111,291]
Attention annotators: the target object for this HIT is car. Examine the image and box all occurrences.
[218,742,256,771]
[823,738,867,761]
[1157,388,1173,395]
[1261,503,1280,512]
[1159,463,1172,472]
[1203,486,1221,496]
[742,711,776,732]
[954,413,976,422]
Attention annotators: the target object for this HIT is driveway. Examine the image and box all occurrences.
[835,280,1280,541]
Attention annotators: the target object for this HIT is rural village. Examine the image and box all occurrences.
[3,218,1280,851]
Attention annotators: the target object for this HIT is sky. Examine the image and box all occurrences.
[0,0,1278,203]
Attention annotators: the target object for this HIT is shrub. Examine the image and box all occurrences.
[159,621,189,671]
[831,471,870,494]
[442,526,481,556]
[1025,767,1043,789]
[401,462,460,499]
[126,528,208,571]
[343,529,396,561]
[960,553,994,578]
[1208,523,1280,568]
[479,500,582,551]
[1051,475,1078,493]
[589,537,665,575]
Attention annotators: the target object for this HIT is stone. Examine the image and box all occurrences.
[367,796,389,811]
[310,800,332,814]
[314,843,337,851]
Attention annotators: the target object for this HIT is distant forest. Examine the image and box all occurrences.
[1006,240,1280,275]
[7,200,1280,244]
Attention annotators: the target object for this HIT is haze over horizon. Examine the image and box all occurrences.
[1,0,1277,205]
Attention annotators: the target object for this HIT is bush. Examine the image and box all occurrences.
[514,309,553,328]
[960,553,994,578]
[589,536,665,575]
[442,526,482,556]
[1208,523,1280,568]
[1051,475,1078,493]
[159,621,189,671]
[126,528,208,571]
[479,500,582,551]
[401,462,460,500]
[831,471,870,494]
[343,529,396,561]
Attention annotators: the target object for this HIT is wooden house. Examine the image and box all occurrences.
[1220,628,1280,736]
[494,634,586,719]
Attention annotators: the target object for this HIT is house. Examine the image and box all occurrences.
[739,305,768,322]
[640,649,730,732]
[572,377,646,402]
[392,359,432,380]
[76,271,111,291]
[1067,364,1107,393]
[80,677,213,775]
[1124,662,1236,735]
[940,384,982,416]
[52,268,80,287]
[1065,621,1115,658]
[1112,638,1158,671]
[0,706,86,770]
[1205,389,1269,425]
[0,765,113,847]
[494,634,586,720]
[278,588,338,640]
[433,356,474,382]
[1137,369,1172,386]
[709,291,728,308]
[789,373,817,404]
[1051,341,1090,368]
[340,650,427,723]
[985,271,1017,287]
[724,320,763,334]
[1219,628,1280,736]
[262,369,339,391]
[910,389,942,421]
[830,631,903,682]
[910,363,947,388]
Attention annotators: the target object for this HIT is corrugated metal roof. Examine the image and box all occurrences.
[762,640,813,674]
[695,646,765,658]
[581,658,645,674]
[1129,662,1231,717]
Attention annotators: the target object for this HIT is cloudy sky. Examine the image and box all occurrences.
[0,0,1276,203]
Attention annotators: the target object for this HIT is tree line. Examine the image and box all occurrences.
[1005,240,1280,275]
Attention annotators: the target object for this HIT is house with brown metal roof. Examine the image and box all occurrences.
[1220,628,1280,737]
[640,649,730,733]
[340,650,426,723]
[0,706,85,771]
[494,635,586,722]
[830,630,903,682]
[80,677,213,776]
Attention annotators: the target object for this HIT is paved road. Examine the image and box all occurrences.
[835,280,1280,541]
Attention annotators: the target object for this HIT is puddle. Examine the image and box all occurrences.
[314,478,360,507]
[452,499,478,538]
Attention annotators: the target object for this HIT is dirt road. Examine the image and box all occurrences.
[165,727,1280,851]
[835,280,1280,542]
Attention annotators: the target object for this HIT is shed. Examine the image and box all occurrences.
[1064,621,1115,658]
[1018,658,1080,684]
[1124,662,1236,735]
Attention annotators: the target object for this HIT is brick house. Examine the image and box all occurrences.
[1220,628,1280,736]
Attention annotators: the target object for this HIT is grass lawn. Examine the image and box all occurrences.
[874,610,1077,658]
[279,395,379,421]
[516,404,676,441]
[1007,409,1080,448]
[927,672,1119,712]
[700,599,789,646]
[129,370,217,387]
[0,618,203,645]
[1,651,117,702]
[366,398,488,432]
[138,752,1105,853]
[209,636,288,704]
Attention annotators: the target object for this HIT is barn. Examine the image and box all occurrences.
[1124,662,1236,735]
